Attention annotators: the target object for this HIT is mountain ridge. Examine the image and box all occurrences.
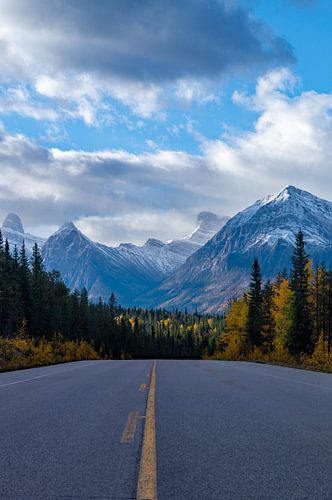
[41,210,228,304]
[142,185,332,312]
[4,185,332,312]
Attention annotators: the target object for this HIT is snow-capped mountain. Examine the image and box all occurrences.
[143,186,332,312]
[157,212,229,271]
[1,213,45,254]
[5,186,332,312]
[42,212,228,304]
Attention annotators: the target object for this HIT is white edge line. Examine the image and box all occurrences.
[0,361,100,388]
[225,362,332,391]
[257,371,332,391]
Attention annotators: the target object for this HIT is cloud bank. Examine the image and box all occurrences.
[0,0,294,121]
[0,69,332,246]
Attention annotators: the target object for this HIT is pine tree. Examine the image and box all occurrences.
[0,233,5,334]
[19,241,32,328]
[327,267,332,351]
[4,239,10,261]
[287,230,313,355]
[79,287,90,340]
[246,258,263,348]
[109,293,117,318]
[31,243,48,338]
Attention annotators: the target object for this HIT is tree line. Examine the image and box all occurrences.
[223,230,332,369]
[0,233,223,360]
[1,229,332,371]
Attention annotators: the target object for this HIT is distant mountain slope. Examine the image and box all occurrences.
[42,212,228,304]
[1,213,45,254]
[143,186,332,312]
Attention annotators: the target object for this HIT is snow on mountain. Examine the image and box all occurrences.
[157,212,230,272]
[42,211,228,304]
[143,186,332,313]
[185,212,229,246]
[6,185,332,313]
[3,213,24,234]
[1,213,46,254]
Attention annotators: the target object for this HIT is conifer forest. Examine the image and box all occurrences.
[0,230,331,372]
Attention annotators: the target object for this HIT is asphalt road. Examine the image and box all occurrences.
[0,360,331,499]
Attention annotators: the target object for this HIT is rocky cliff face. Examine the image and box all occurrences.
[143,186,332,312]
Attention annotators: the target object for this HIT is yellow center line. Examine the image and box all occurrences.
[137,361,157,500]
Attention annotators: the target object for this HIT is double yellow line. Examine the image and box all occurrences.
[137,360,157,500]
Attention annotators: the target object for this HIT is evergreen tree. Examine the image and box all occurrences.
[19,241,32,327]
[4,239,10,261]
[287,230,313,355]
[0,233,5,334]
[246,258,263,348]
[31,243,48,337]
[327,267,332,350]
[79,288,90,340]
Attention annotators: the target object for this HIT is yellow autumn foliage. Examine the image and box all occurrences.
[0,335,100,372]
[220,297,248,360]
[302,333,332,372]
[272,278,293,352]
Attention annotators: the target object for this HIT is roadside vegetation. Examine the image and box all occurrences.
[219,231,332,373]
[0,332,99,372]
[0,229,331,372]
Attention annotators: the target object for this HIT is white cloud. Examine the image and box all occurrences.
[0,84,58,121]
[0,128,223,245]
[0,0,294,122]
[1,68,332,246]
[76,211,195,247]
[202,68,332,196]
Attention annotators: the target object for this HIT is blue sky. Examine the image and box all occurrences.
[0,0,331,245]
[256,1,332,91]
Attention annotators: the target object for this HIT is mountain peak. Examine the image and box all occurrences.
[144,238,165,249]
[55,221,79,236]
[147,186,332,312]
[2,213,24,234]
[258,185,314,208]
[183,211,229,246]
[196,211,228,230]
[278,184,302,197]
[62,221,77,230]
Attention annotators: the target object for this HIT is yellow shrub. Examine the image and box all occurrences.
[303,334,332,372]
[247,347,265,361]
[0,335,100,372]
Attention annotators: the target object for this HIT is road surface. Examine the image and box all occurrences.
[0,360,331,499]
